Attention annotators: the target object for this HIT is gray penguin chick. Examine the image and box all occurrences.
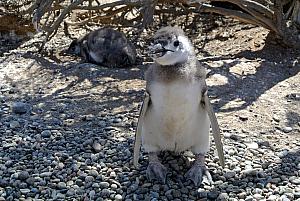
[133,26,225,186]
[66,27,136,68]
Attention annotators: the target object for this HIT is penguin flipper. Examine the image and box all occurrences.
[133,91,151,167]
[202,92,225,167]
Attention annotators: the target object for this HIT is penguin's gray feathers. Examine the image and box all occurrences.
[66,28,136,68]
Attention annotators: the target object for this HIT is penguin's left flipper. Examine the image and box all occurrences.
[202,90,225,167]
[133,91,151,167]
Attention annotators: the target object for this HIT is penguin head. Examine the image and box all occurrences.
[149,26,194,66]
[66,39,81,55]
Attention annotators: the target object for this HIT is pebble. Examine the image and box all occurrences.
[57,192,65,199]
[283,127,293,133]
[290,177,300,185]
[239,114,248,121]
[115,194,123,200]
[197,189,208,198]
[207,191,219,199]
[294,192,300,199]
[270,178,281,184]
[280,195,291,201]
[41,130,51,138]
[217,192,229,200]
[93,141,102,152]
[18,171,30,180]
[9,120,20,129]
[85,176,94,183]
[101,189,111,197]
[245,195,254,201]
[245,142,259,149]
[89,169,99,177]
[241,168,258,176]
[99,182,110,189]
[20,189,30,194]
[40,172,52,177]
[268,195,277,200]
[66,189,76,196]
[11,102,28,114]
[57,182,67,189]
[224,170,236,179]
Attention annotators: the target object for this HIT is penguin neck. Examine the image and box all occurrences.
[154,57,198,83]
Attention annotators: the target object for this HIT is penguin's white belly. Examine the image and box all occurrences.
[142,81,210,154]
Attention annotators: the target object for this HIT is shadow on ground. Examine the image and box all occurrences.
[200,40,300,113]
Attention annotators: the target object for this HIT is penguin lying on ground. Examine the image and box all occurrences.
[66,27,136,68]
[133,26,225,186]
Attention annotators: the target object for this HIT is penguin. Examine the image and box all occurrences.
[133,26,225,186]
[66,27,136,68]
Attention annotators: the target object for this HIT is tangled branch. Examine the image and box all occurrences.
[24,0,300,49]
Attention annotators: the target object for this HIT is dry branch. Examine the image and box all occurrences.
[23,0,300,49]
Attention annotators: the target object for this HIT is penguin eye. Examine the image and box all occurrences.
[173,40,180,47]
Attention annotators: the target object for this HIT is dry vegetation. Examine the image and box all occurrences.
[1,0,300,50]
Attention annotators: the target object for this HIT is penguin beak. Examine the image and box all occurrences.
[148,43,174,58]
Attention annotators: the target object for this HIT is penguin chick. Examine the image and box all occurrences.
[66,27,136,68]
[134,26,225,186]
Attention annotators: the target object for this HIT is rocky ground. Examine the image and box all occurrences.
[0,15,300,201]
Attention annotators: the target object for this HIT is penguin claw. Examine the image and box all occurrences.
[146,162,168,184]
[185,164,213,186]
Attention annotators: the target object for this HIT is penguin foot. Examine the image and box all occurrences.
[146,162,167,184]
[185,163,212,186]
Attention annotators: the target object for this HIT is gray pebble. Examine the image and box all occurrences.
[208,191,219,199]
[89,169,99,177]
[18,171,30,180]
[238,192,247,199]
[57,192,65,199]
[40,172,52,177]
[85,176,94,183]
[283,127,293,133]
[89,190,96,198]
[197,189,208,198]
[217,192,229,201]
[290,176,300,185]
[268,195,277,200]
[20,189,30,194]
[224,171,236,179]
[280,195,291,201]
[41,130,51,138]
[101,189,111,197]
[245,195,254,201]
[294,192,300,199]
[99,181,110,189]
[241,168,258,176]
[111,183,118,189]
[270,178,281,184]
[9,121,20,129]
[113,118,122,123]
[93,141,102,152]
[115,194,123,200]
[273,116,280,122]
[228,149,236,156]
[12,102,28,114]
[173,190,181,198]
[57,182,67,189]
[67,188,76,196]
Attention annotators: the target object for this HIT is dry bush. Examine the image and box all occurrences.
[2,0,299,49]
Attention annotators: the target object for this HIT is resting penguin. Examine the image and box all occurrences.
[133,26,225,186]
[66,27,136,68]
